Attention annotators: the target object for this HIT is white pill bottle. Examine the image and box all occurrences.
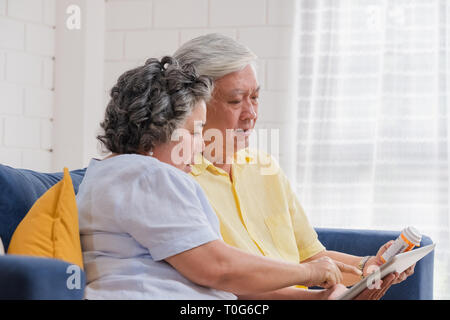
[380,226,422,263]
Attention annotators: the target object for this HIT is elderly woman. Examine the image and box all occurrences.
[76,56,360,300]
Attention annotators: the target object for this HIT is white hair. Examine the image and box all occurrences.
[174,33,258,81]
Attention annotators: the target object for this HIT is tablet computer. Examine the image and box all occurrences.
[337,243,436,300]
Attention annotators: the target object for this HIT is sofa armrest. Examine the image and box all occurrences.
[0,255,85,300]
[315,228,434,300]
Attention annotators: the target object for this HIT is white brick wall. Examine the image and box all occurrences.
[106,0,152,30]
[0,52,4,79]
[124,29,179,60]
[0,0,55,171]
[103,0,297,174]
[209,0,266,27]
[154,0,208,28]
[0,1,6,16]
[8,0,43,23]
[0,0,297,174]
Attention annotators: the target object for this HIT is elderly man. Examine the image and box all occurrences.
[173,33,412,299]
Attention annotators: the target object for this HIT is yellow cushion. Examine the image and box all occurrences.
[7,168,83,269]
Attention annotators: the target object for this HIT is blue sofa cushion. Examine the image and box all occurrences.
[0,254,86,300]
[0,164,87,251]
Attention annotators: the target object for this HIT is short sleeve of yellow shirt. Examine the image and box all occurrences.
[190,149,325,264]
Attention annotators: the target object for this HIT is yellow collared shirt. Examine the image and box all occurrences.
[191,149,325,264]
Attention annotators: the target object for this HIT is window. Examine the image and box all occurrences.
[294,0,449,299]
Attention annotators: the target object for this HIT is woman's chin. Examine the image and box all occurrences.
[183,164,193,173]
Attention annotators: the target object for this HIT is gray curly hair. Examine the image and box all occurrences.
[97,56,213,155]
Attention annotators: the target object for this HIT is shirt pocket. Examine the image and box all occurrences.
[264,213,300,263]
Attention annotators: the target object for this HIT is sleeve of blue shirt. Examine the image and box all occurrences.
[118,165,220,262]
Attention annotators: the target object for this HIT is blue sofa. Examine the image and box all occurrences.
[0,164,434,300]
[0,165,86,300]
[316,228,434,300]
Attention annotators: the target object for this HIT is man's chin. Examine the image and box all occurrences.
[235,136,250,150]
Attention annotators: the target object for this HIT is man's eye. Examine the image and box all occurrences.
[229,100,241,104]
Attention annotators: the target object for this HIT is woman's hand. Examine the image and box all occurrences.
[364,241,416,284]
[303,256,362,288]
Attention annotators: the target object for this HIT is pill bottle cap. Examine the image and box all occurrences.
[402,226,422,246]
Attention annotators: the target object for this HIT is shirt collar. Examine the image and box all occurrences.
[190,150,255,177]
[190,153,213,176]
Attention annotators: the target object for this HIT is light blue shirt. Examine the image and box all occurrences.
[77,154,236,300]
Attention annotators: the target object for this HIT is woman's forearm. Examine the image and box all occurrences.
[166,240,357,296]
[212,243,315,295]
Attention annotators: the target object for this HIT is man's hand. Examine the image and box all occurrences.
[320,284,348,300]
[354,273,397,300]
[323,273,398,300]
[364,240,415,284]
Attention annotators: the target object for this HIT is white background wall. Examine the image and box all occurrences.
[0,0,56,172]
[1,0,297,177]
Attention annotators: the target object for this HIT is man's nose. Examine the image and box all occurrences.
[241,99,257,120]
